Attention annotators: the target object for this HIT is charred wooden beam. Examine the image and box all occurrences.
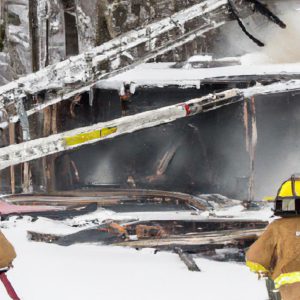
[228,0,264,47]
[27,231,61,243]
[174,247,201,272]
[246,0,286,29]
[4,188,211,211]
[124,219,267,236]
[27,227,265,253]
[228,0,286,47]
[0,89,242,170]
[115,228,265,249]
[147,140,182,183]
[8,123,15,194]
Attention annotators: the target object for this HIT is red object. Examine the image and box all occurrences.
[0,272,20,300]
[184,104,191,115]
[0,200,64,215]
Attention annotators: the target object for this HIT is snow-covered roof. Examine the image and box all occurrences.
[187,55,213,62]
[96,62,300,90]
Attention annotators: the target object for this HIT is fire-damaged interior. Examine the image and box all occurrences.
[51,86,300,200]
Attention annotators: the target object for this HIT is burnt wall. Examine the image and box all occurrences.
[0,0,225,85]
[254,92,300,199]
[55,87,250,198]
[59,85,228,132]
[95,0,218,61]
[55,88,300,200]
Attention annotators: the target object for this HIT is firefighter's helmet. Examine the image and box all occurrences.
[275,174,300,216]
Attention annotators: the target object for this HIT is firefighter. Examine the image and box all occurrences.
[246,174,300,300]
[0,231,20,300]
[0,231,16,270]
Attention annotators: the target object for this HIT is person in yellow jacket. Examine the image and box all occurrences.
[246,174,300,300]
[0,231,16,269]
[0,230,19,300]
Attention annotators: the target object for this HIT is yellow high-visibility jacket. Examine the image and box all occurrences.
[0,231,16,268]
[246,217,300,292]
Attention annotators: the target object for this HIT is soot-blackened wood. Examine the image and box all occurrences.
[8,123,15,194]
[6,189,210,211]
[174,247,201,271]
[116,228,264,249]
[28,0,39,72]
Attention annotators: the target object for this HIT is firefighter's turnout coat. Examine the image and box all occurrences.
[0,231,16,269]
[246,217,300,300]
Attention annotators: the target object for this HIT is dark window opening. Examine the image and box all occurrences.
[64,11,79,57]
[62,0,75,11]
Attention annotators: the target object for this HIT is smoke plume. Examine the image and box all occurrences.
[215,1,300,64]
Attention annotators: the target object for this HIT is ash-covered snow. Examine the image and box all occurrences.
[0,203,273,299]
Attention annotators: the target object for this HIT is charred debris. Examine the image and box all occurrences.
[3,189,268,271]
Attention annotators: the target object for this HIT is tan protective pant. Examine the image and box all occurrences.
[280,282,300,300]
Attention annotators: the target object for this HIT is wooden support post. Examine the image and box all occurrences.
[42,107,51,192]
[8,123,15,194]
[249,97,257,202]
[244,98,257,202]
[0,126,7,192]
[22,162,31,193]
[28,0,39,72]
[42,105,57,192]
[51,104,58,134]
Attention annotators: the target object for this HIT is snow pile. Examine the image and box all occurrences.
[0,197,274,299]
[0,216,268,300]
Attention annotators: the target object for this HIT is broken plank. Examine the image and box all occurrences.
[114,228,264,249]
[174,247,201,272]
[5,188,211,211]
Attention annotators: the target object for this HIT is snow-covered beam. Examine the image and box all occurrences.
[97,63,300,90]
[98,20,226,81]
[0,89,241,170]
[0,0,231,123]
[1,78,300,170]
[21,20,226,121]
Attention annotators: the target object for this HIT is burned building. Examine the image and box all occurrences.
[0,0,298,202]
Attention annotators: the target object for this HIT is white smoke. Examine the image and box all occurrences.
[85,153,115,184]
[262,10,300,64]
[215,1,300,65]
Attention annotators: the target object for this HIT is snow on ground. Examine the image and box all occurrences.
[2,225,268,300]
[0,204,273,300]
